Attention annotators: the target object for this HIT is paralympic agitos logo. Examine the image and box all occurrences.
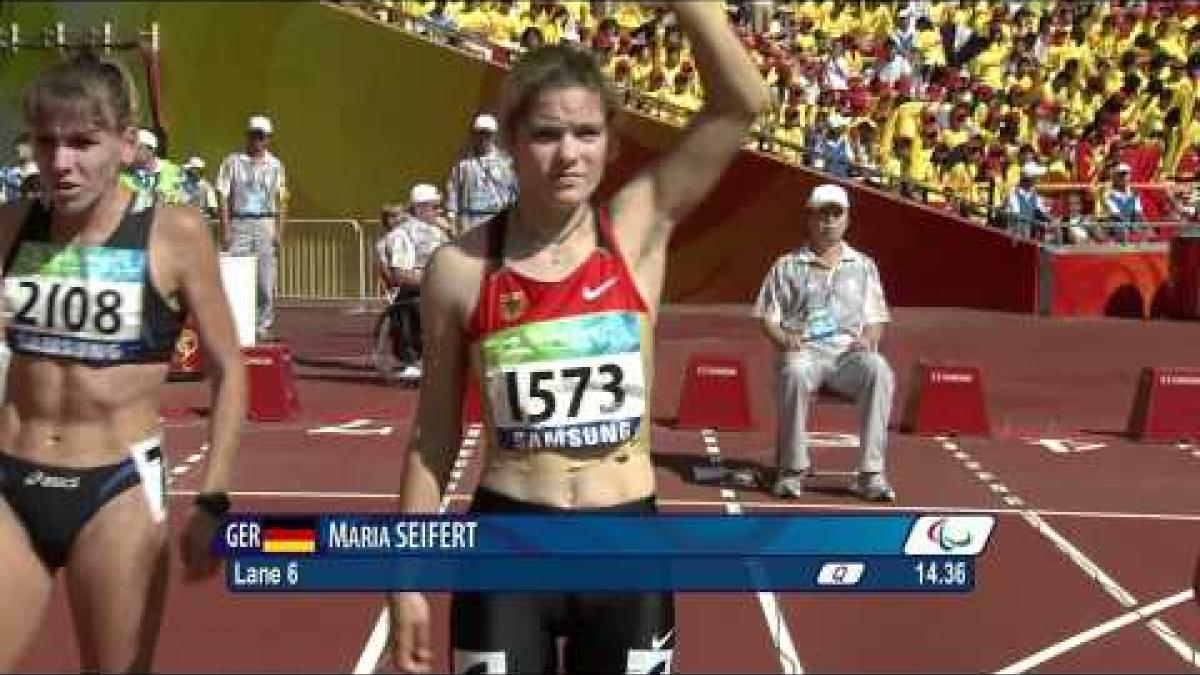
[926,516,974,552]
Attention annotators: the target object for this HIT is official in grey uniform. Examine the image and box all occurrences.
[754,183,897,502]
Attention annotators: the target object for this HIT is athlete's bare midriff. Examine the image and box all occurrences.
[0,356,167,467]
[478,442,656,508]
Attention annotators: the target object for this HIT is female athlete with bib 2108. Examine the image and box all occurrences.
[388,3,769,672]
[0,52,245,671]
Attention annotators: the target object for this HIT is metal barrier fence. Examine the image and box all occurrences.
[276,218,385,301]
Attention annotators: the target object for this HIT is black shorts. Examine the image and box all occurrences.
[0,439,165,569]
[451,488,675,674]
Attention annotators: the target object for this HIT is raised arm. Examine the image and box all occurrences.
[610,1,770,265]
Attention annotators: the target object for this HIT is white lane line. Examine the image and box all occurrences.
[352,423,481,675]
[706,428,804,675]
[1018,510,1198,666]
[995,590,1197,674]
[940,437,1196,667]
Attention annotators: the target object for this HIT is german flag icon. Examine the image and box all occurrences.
[261,518,318,554]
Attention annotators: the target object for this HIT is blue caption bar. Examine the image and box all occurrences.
[226,555,975,592]
[219,514,936,557]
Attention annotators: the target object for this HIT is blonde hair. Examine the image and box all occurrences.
[23,49,139,132]
[499,43,622,144]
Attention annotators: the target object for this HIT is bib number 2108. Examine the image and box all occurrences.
[504,364,625,424]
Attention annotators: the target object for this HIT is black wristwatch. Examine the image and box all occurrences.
[194,492,231,518]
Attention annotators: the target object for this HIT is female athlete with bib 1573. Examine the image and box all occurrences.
[388,3,770,673]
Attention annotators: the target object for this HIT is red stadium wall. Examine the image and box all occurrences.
[599,112,1042,310]
[1039,249,1171,318]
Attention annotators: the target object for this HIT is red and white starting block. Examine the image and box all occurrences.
[1127,367,1200,441]
[244,343,301,422]
[902,361,990,437]
[675,353,754,431]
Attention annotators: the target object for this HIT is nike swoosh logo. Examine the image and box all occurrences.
[651,628,675,651]
[582,277,619,301]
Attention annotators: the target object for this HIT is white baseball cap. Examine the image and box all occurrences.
[136,128,158,150]
[473,113,498,133]
[1021,162,1047,179]
[807,183,850,209]
[409,183,441,204]
[183,156,205,170]
[1115,162,1132,173]
[248,115,274,134]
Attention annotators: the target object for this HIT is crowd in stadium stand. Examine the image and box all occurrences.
[343,0,1200,245]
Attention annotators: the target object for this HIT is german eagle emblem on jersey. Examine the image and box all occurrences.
[499,290,527,323]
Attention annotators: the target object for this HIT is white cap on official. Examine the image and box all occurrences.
[1021,162,1047,179]
[248,114,274,134]
[473,113,498,133]
[1115,162,1132,174]
[410,183,442,204]
[183,156,205,170]
[807,183,850,209]
[136,128,158,150]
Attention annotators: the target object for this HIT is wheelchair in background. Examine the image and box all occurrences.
[372,285,422,385]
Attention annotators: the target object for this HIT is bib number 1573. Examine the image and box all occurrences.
[504,364,625,425]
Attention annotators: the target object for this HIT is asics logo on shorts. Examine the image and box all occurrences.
[23,470,81,489]
[582,277,619,301]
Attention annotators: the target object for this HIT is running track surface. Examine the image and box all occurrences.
[16,304,1200,673]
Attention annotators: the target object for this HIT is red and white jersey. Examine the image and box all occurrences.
[467,209,652,454]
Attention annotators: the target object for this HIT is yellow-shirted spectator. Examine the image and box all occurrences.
[530,6,562,44]
[944,148,983,208]
[792,1,825,29]
[822,4,855,41]
[862,0,893,40]
[970,1,995,34]
[628,45,656,91]
[559,0,589,26]
[400,0,437,21]
[881,99,932,165]
[914,18,946,69]
[453,1,491,35]
[939,105,972,150]
[612,2,645,32]
[663,70,702,125]
[950,1,973,29]
[1091,16,1121,61]
[772,108,806,163]
[793,19,819,54]
[972,41,1010,90]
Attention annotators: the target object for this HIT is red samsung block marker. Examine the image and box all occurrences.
[1127,367,1200,441]
[675,353,754,431]
[902,361,990,437]
[244,343,301,422]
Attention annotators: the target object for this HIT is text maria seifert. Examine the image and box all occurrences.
[327,520,479,550]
